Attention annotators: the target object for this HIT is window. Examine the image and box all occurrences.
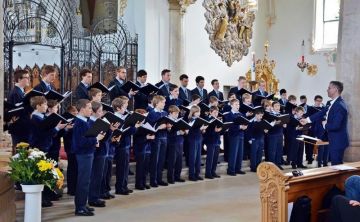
[313,0,340,51]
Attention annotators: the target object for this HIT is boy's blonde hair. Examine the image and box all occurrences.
[152,95,165,107]
[112,96,129,110]
[30,96,47,109]
[242,93,252,102]
[188,105,201,119]
[168,105,180,114]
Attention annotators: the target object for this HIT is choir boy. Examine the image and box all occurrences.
[204,106,222,179]
[279,89,288,106]
[167,105,187,184]
[112,96,140,194]
[134,109,155,190]
[223,99,248,175]
[74,69,93,101]
[7,69,31,146]
[208,79,224,101]
[89,88,102,102]
[267,101,286,169]
[146,95,169,187]
[72,99,105,216]
[134,70,149,110]
[312,95,328,167]
[208,96,219,108]
[63,105,78,196]
[33,65,57,93]
[165,84,182,111]
[187,105,207,181]
[288,106,307,169]
[191,76,208,104]
[222,93,236,113]
[247,109,267,172]
[30,96,67,207]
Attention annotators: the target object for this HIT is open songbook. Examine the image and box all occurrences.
[88,82,115,93]
[84,118,110,137]
[189,117,209,128]
[45,90,72,103]
[296,135,329,145]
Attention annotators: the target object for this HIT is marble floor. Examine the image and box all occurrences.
[16,171,262,222]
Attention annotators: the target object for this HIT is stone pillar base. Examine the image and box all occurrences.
[344,140,360,162]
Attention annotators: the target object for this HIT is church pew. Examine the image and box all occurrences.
[257,162,360,222]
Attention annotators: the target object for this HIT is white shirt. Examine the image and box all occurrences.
[325,96,339,120]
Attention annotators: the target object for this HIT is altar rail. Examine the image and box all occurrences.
[257,162,360,222]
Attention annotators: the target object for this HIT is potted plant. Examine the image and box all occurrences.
[8,142,64,222]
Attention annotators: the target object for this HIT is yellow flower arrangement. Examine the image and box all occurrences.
[37,160,53,172]
[16,142,30,149]
[55,168,64,189]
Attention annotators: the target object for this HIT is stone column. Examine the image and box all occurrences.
[337,0,360,161]
[168,0,196,85]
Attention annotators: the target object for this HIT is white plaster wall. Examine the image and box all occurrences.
[12,45,61,68]
[182,0,335,100]
[267,0,336,102]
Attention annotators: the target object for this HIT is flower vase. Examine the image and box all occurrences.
[21,184,44,222]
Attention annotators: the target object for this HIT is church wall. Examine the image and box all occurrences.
[267,0,336,102]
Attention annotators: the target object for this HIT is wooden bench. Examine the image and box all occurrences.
[257,162,360,222]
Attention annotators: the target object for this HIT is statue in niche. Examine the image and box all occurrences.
[203,0,256,66]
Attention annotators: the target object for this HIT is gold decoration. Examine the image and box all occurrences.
[307,64,318,76]
[245,41,279,94]
[203,0,257,66]
[179,0,197,14]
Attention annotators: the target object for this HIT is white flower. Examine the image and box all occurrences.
[52,169,59,179]
[12,154,20,160]
[29,150,46,159]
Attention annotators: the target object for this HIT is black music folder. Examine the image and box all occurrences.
[122,112,146,128]
[88,82,115,93]
[84,118,110,137]
[139,83,160,95]
[40,113,69,130]
[189,117,209,128]
[120,81,140,93]
[103,112,122,125]
[233,115,250,125]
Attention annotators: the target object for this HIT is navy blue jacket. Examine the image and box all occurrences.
[208,90,224,101]
[108,78,129,101]
[146,110,168,139]
[223,111,245,137]
[33,81,54,93]
[74,82,89,101]
[165,97,183,112]
[179,87,192,102]
[204,116,221,145]
[30,114,57,152]
[134,81,148,110]
[229,87,242,101]
[71,117,97,154]
[115,126,136,150]
[309,97,349,151]
[247,120,265,140]
[155,81,174,97]
[188,117,203,140]
[7,86,32,140]
[287,115,303,140]
[191,87,208,104]
[268,113,284,136]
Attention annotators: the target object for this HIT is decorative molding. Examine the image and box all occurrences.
[203,0,256,66]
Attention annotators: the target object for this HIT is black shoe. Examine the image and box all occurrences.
[307,160,313,165]
[50,192,62,201]
[101,194,111,200]
[205,175,214,179]
[42,200,53,208]
[317,164,322,168]
[298,164,308,169]
[86,206,95,212]
[189,177,198,181]
[126,189,133,193]
[236,171,246,175]
[115,190,129,195]
[75,210,94,216]
[291,163,297,169]
[128,170,135,175]
[212,174,221,178]
[158,181,168,186]
[150,183,158,188]
[227,172,236,176]
[323,163,328,167]
[89,201,106,207]
[145,184,151,189]
[135,186,145,190]
[196,176,204,180]
[175,178,186,182]
[277,165,284,170]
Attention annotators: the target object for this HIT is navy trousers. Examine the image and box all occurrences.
[205,143,220,177]
[317,145,329,166]
[289,138,304,165]
[101,156,113,196]
[135,152,150,188]
[188,138,202,178]
[66,152,77,195]
[330,148,345,165]
[267,134,283,166]
[88,155,106,202]
[250,138,264,171]
[167,142,183,182]
[227,135,244,174]
[115,148,129,192]
[75,153,94,211]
